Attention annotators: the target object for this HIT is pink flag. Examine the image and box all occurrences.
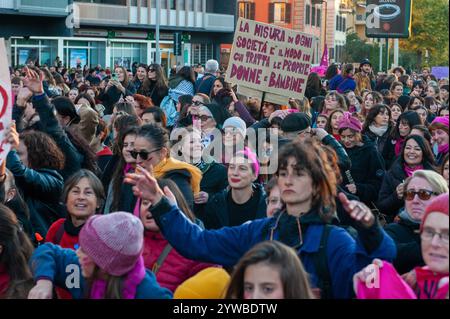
[320,44,329,68]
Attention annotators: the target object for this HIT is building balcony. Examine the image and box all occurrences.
[75,2,234,32]
[0,0,69,16]
[76,2,128,26]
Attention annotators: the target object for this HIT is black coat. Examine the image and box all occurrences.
[6,150,65,238]
[146,81,169,107]
[200,184,267,230]
[342,138,386,205]
[364,127,391,159]
[32,95,83,180]
[382,137,398,170]
[163,169,195,209]
[98,82,137,115]
[198,162,228,194]
[377,159,406,217]
[384,212,424,275]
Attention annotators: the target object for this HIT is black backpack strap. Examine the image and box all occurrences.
[313,224,333,299]
[152,244,173,275]
[54,221,65,245]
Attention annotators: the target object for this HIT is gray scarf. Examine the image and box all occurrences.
[369,124,389,137]
[399,208,422,225]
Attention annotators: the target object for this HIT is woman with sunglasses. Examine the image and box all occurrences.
[377,135,437,219]
[384,170,448,275]
[125,139,396,299]
[132,124,202,209]
[146,64,169,107]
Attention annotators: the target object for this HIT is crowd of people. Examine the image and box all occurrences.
[0,57,448,299]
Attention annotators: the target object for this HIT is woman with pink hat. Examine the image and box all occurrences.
[338,112,386,206]
[27,212,172,299]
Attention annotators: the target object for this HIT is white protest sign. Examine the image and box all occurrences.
[226,18,316,105]
[0,38,12,165]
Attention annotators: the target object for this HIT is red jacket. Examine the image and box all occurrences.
[45,218,80,250]
[142,231,219,292]
[45,218,80,299]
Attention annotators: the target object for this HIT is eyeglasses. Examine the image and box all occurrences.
[193,115,212,121]
[404,189,439,201]
[421,228,449,244]
[265,197,281,206]
[130,148,161,160]
[192,101,205,107]
[148,69,156,72]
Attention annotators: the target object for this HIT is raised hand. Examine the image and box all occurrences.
[22,67,44,95]
[194,191,209,204]
[4,122,20,151]
[28,279,53,299]
[16,87,33,108]
[338,192,375,228]
[124,165,164,206]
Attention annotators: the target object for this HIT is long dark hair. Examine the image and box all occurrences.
[390,111,422,140]
[225,241,315,299]
[0,204,34,298]
[176,66,196,84]
[110,127,139,212]
[400,135,437,170]
[306,72,322,93]
[20,131,65,171]
[146,64,168,93]
[325,64,339,80]
[362,104,392,133]
[65,127,100,176]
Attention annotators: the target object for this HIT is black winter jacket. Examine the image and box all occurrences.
[384,211,424,275]
[199,184,267,230]
[6,150,65,237]
[342,138,385,205]
[377,159,406,217]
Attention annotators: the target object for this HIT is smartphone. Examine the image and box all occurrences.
[112,73,119,81]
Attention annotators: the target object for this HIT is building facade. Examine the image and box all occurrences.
[1,0,236,73]
[237,0,350,63]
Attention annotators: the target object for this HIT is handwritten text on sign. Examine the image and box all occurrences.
[226,18,315,101]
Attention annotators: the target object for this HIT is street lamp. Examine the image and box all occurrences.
[155,0,161,64]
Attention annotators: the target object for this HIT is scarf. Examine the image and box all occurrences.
[438,143,449,155]
[64,217,85,237]
[154,157,202,194]
[394,137,405,157]
[403,164,424,178]
[398,208,422,225]
[369,124,389,137]
[90,256,146,299]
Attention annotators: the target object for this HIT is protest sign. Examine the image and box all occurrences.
[226,18,315,105]
[0,38,12,165]
[431,67,449,80]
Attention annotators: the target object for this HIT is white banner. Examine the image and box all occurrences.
[0,38,12,165]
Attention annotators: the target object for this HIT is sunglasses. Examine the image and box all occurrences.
[148,69,156,72]
[130,148,161,160]
[192,101,205,106]
[404,189,439,201]
[192,115,212,121]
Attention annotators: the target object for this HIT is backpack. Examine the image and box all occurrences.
[160,95,178,128]
[312,224,333,299]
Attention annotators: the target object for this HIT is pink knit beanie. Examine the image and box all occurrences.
[420,193,449,233]
[234,147,260,176]
[338,112,363,133]
[79,212,144,276]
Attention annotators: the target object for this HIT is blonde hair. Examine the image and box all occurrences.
[405,170,449,194]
